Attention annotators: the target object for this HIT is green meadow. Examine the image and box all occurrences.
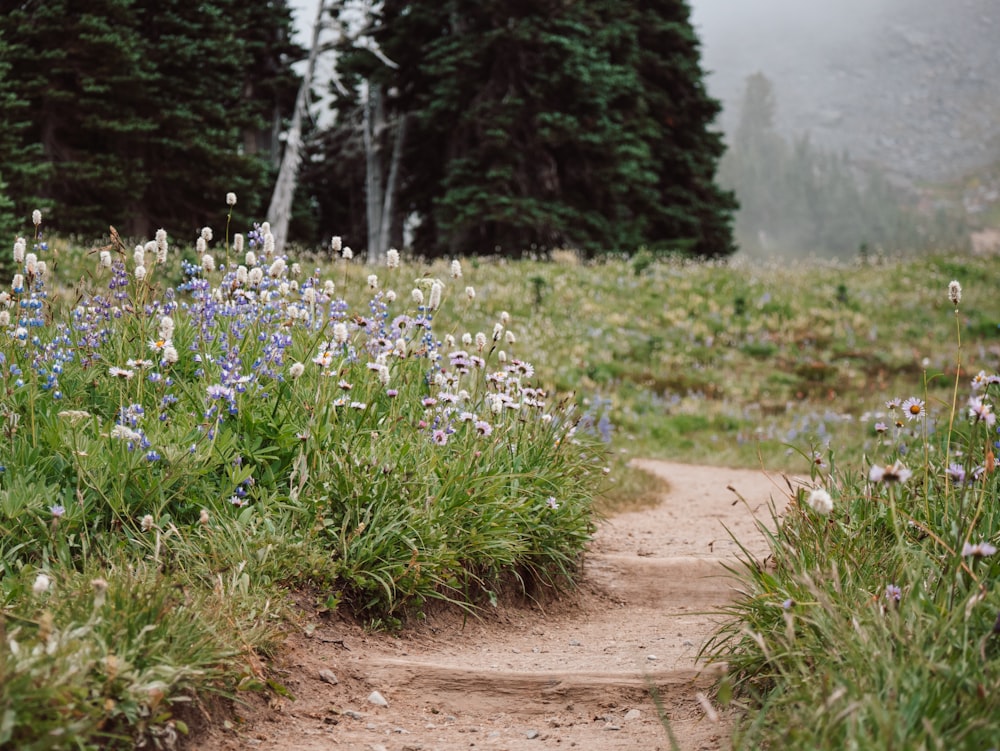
[3,213,1000,749]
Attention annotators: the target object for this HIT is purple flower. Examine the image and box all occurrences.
[50,505,65,518]
[206,384,234,401]
[432,429,448,446]
[885,584,902,603]
[947,463,966,485]
[961,541,997,558]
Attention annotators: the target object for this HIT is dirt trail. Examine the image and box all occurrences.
[195,460,797,751]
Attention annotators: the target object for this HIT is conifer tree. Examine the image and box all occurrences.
[319,0,735,258]
[0,0,299,240]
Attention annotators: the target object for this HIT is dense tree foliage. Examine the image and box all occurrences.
[0,0,300,241]
[719,73,968,258]
[1,0,736,258]
[307,0,736,258]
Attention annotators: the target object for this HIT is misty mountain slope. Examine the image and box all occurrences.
[694,0,1000,183]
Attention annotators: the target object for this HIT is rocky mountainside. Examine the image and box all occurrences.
[693,0,1000,186]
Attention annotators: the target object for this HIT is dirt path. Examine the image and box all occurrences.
[194,460,797,751]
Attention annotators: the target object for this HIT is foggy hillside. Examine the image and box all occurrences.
[691,0,1000,184]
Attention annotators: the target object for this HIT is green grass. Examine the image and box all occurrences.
[701,276,1000,748]
[7,212,1000,748]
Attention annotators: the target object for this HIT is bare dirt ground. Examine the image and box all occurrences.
[192,460,798,751]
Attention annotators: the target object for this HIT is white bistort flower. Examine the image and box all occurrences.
[33,572,51,595]
[948,280,962,306]
[428,281,443,310]
[806,488,834,515]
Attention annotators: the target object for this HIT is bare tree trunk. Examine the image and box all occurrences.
[363,82,387,264]
[378,112,408,258]
[266,0,326,255]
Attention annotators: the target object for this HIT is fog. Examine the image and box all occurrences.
[287,1,1000,254]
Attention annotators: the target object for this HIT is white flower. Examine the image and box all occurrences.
[948,280,962,306]
[111,424,143,442]
[368,274,379,291]
[342,246,353,260]
[226,192,237,206]
[134,246,145,267]
[155,229,168,263]
[141,514,154,532]
[331,236,342,253]
[466,286,476,300]
[201,226,213,242]
[806,488,834,515]
[268,258,286,278]
[387,248,400,269]
[869,460,912,484]
[500,311,510,325]
[450,259,462,278]
[233,233,244,254]
[411,288,424,305]
[248,267,264,286]
[160,316,174,340]
[32,572,51,594]
[32,209,42,226]
[13,238,25,264]
[99,250,112,269]
[333,322,349,344]
[385,289,396,303]
[199,508,210,525]
[505,330,516,344]
[475,332,487,351]
[134,265,146,281]
[289,362,305,379]
[428,281,443,310]
[201,253,215,272]
[492,323,504,341]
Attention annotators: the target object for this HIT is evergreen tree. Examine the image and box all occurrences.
[0,0,299,241]
[318,0,735,258]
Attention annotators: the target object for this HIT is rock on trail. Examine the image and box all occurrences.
[193,460,796,751]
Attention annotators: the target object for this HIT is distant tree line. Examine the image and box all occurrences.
[719,73,968,259]
[0,1,737,260]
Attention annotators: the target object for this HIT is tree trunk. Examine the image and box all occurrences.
[363,82,386,264]
[266,0,326,255]
[379,112,408,257]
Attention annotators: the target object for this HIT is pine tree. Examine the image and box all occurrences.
[321,0,735,258]
[0,0,299,240]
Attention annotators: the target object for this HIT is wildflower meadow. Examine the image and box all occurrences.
[3,197,1000,749]
[0,204,607,749]
[706,278,1000,748]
